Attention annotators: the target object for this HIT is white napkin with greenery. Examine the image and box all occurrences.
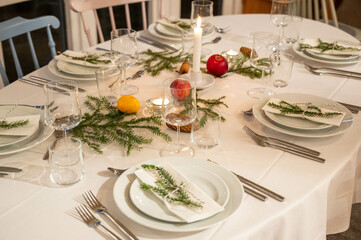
[0,115,40,136]
[262,98,346,126]
[299,38,361,56]
[134,161,224,223]
[55,50,114,68]
[157,18,192,33]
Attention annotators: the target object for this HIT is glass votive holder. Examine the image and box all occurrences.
[226,49,239,64]
[145,97,173,116]
[49,137,84,185]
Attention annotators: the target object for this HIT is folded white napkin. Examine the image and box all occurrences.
[0,115,40,136]
[157,18,192,33]
[134,162,224,223]
[262,98,346,126]
[299,38,361,56]
[54,50,114,68]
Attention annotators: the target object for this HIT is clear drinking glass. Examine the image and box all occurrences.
[49,137,84,185]
[190,0,214,33]
[95,68,119,104]
[271,52,294,88]
[270,0,296,50]
[248,32,278,98]
[110,28,139,96]
[160,76,197,157]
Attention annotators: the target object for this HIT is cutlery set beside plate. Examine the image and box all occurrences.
[293,38,361,65]
[113,157,244,232]
[252,93,354,138]
[0,105,53,155]
[49,50,119,81]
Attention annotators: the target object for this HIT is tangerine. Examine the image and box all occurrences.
[117,95,140,113]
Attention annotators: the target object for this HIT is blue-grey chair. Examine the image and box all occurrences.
[0,16,60,87]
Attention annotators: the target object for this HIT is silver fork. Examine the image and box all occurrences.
[304,64,361,80]
[83,191,138,240]
[244,128,325,163]
[243,126,320,156]
[75,205,122,240]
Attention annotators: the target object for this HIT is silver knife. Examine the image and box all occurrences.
[138,35,178,51]
[19,78,70,95]
[0,173,8,176]
[0,166,22,173]
[30,76,86,93]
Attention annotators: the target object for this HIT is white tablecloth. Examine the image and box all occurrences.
[0,14,361,240]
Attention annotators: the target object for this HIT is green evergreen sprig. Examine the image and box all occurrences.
[71,96,171,155]
[61,52,112,65]
[140,164,203,209]
[268,100,342,118]
[299,39,361,53]
[228,53,270,79]
[0,119,29,129]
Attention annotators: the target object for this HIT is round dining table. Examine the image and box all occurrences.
[0,14,360,240]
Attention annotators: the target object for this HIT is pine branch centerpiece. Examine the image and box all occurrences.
[139,164,203,209]
[72,96,171,155]
[0,119,29,129]
[268,100,342,118]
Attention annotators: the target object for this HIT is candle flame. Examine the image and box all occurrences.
[196,16,202,28]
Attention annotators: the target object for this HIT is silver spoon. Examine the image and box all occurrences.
[242,108,253,116]
[202,36,222,46]
[108,69,144,88]
[107,167,126,176]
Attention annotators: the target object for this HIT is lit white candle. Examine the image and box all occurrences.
[152,98,170,106]
[226,49,238,63]
[193,17,202,73]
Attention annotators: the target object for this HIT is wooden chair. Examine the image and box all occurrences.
[0,16,60,87]
[69,0,162,47]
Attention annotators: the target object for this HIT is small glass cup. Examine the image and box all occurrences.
[283,16,303,45]
[271,52,294,88]
[49,137,84,185]
[95,68,119,104]
[191,109,221,149]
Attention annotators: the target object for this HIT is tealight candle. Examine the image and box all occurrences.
[145,97,172,115]
[226,49,238,63]
[193,16,202,73]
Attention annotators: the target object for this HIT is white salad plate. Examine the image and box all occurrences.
[264,111,333,131]
[0,106,53,155]
[48,60,119,81]
[253,93,353,138]
[0,106,40,147]
[292,43,361,65]
[113,157,244,232]
[56,61,99,77]
[129,167,230,223]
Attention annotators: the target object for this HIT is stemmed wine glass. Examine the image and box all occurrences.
[247,32,279,99]
[44,80,82,141]
[270,0,296,50]
[110,28,139,96]
[160,76,197,157]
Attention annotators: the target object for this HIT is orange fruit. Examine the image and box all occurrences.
[117,95,140,113]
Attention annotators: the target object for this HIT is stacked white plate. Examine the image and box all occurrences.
[49,50,119,81]
[253,93,353,138]
[0,106,53,155]
[113,157,244,232]
[293,38,361,65]
[148,19,215,41]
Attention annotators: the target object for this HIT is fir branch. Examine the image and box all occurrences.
[140,164,203,208]
[0,119,29,129]
[61,52,112,65]
[268,100,342,118]
[72,96,171,155]
[227,53,270,79]
[299,39,361,53]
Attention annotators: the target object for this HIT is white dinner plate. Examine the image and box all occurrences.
[253,93,353,138]
[113,157,244,232]
[0,106,40,147]
[148,23,215,42]
[129,167,230,223]
[264,111,333,131]
[0,106,54,155]
[56,61,99,77]
[303,49,359,62]
[292,43,361,65]
[48,60,119,81]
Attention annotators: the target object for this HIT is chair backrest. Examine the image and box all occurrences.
[0,15,60,87]
[296,0,338,28]
[70,0,161,47]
